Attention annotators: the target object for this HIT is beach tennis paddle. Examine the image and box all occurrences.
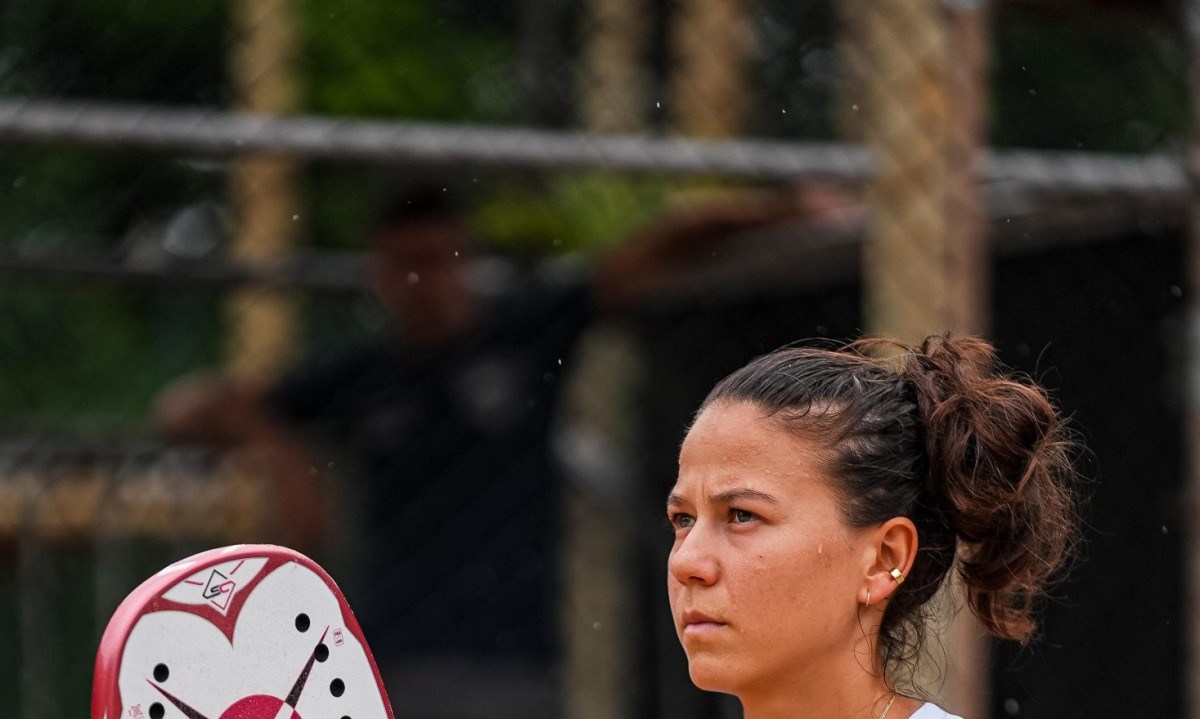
[92,544,393,719]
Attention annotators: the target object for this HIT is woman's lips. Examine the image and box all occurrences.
[681,610,727,634]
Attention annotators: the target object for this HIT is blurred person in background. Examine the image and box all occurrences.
[155,181,853,718]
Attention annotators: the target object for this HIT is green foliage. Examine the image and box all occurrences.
[0,285,222,430]
[0,148,224,432]
[991,6,1189,152]
[0,148,116,250]
[301,166,387,251]
[0,0,226,102]
[474,174,673,256]
[297,0,524,262]
[300,0,518,121]
[0,146,225,250]
[3,0,1196,436]
[1,0,525,432]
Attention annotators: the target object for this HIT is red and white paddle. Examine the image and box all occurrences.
[92,544,394,719]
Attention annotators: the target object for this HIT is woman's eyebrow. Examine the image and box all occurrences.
[667,488,780,507]
[712,488,779,504]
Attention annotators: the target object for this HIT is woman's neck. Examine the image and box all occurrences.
[737,652,912,719]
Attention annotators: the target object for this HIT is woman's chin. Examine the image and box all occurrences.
[687,656,741,694]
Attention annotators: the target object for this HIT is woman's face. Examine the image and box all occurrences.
[667,400,871,695]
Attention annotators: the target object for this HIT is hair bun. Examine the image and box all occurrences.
[903,335,1078,642]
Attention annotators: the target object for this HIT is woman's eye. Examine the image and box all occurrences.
[669,513,695,530]
[730,508,756,524]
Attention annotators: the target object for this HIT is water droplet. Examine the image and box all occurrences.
[1162,525,1169,534]
[1170,285,1182,298]
[851,104,859,111]
[13,176,26,188]
[1004,698,1019,715]
[656,101,661,108]
[292,214,299,221]
[592,621,602,630]
[407,272,420,284]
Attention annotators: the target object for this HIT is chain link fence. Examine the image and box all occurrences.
[0,1,1194,718]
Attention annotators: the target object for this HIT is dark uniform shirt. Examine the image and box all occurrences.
[268,275,592,666]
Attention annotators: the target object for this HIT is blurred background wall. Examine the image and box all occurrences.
[0,0,1192,717]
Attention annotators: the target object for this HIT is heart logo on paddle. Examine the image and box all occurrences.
[92,544,394,719]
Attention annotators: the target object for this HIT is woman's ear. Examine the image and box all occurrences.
[860,517,918,608]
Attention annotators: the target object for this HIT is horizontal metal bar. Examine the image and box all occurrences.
[0,249,365,291]
[7,97,1190,199]
[5,97,1188,196]
[0,98,875,180]
[984,148,1189,195]
[2,188,1185,293]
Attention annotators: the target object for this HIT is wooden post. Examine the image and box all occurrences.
[558,332,645,719]
[580,0,652,133]
[668,0,755,138]
[853,0,991,715]
[227,0,300,380]
[944,1,990,338]
[563,6,658,718]
[861,0,953,341]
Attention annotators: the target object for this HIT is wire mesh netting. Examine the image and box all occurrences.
[0,1,1194,718]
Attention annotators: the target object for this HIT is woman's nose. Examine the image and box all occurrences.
[668,524,719,586]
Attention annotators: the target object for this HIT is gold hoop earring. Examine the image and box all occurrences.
[863,589,871,607]
[890,568,905,585]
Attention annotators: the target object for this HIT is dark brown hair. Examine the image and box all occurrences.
[700,335,1079,673]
